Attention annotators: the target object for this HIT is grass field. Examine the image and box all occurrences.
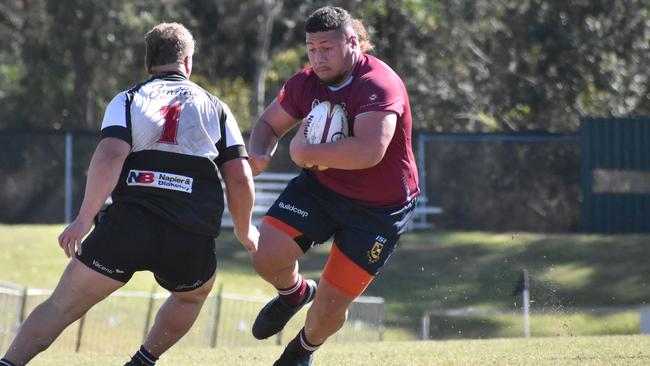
[26,336,650,365]
[2,225,650,341]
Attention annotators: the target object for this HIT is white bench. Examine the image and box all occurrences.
[222,172,442,230]
[407,201,443,230]
[221,172,296,228]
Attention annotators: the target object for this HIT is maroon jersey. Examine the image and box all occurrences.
[279,53,419,207]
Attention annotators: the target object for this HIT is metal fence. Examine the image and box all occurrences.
[416,133,581,232]
[420,305,650,340]
[581,117,650,233]
[419,276,648,340]
[0,282,384,354]
[2,129,582,232]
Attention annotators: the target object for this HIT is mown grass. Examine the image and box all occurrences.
[2,225,650,340]
[27,335,650,366]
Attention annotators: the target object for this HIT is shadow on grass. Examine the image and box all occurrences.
[214,230,650,340]
[363,231,650,339]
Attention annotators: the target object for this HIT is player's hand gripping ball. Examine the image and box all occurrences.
[303,101,348,170]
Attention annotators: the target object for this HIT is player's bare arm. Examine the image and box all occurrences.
[290,110,397,170]
[248,98,300,175]
[58,137,130,258]
[221,157,259,252]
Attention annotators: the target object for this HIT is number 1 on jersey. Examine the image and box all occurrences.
[158,102,182,144]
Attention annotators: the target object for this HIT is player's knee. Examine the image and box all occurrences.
[251,251,275,277]
[172,283,212,304]
[172,290,206,304]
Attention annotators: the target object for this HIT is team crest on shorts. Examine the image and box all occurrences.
[368,236,387,264]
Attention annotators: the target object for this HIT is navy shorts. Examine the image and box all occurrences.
[264,171,417,278]
[77,202,217,292]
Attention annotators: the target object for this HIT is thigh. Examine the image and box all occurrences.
[322,199,417,297]
[333,230,400,277]
[322,232,399,297]
[253,220,306,270]
[332,197,418,275]
[50,258,124,315]
[152,225,217,292]
[264,173,336,252]
[170,272,217,303]
[77,203,154,283]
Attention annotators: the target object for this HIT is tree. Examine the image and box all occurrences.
[0,0,648,132]
[413,0,649,132]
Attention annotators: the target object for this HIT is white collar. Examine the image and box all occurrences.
[327,75,354,91]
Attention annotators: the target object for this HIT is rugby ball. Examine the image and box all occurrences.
[304,101,348,145]
[303,102,348,171]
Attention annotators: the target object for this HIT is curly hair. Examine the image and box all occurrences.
[144,22,195,73]
[306,6,374,53]
[352,18,375,53]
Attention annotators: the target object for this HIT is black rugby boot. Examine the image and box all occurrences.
[273,348,314,366]
[252,279,317,339]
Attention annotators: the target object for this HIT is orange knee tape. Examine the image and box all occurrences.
[321,243,374,297]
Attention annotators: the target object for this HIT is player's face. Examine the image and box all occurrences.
[306,30,356,86]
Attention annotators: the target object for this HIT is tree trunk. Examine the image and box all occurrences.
[251,0,283,119]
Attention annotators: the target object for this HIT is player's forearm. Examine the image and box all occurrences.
[77,142,128,222]
[225,180,255,234]
[301,137,384,170]
[223,161,256,233]
[249,119,280,157]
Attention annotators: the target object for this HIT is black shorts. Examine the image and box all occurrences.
[264,170,417,277]
[77,202,217,292]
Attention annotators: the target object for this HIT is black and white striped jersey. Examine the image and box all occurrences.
[100,71,247,237]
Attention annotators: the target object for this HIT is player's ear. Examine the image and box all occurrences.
[347,35,358,49]
[183,54,192,76]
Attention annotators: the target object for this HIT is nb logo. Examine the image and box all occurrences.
[127,171,155,184]
[126,169,193,193]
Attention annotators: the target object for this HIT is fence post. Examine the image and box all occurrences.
[276,330,283,346]
[143,285,157,342]
[210,283,224,348]
[75,315,85,352]
[378,301,384,342]
[421,312,430,340]
[64,132,73,223]
[512,269,531,338]
[416,132,428,206]
[17,287,28,324]
[640,307,650,334]
[522,269,530,338]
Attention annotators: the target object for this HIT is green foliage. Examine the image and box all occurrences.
[0,0,647,132]
[193,74,254,131]
[264,47,307,102]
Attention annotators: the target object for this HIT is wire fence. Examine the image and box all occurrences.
[420,305,650,340]
[0,282,384,354]
[2,130,583,232]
